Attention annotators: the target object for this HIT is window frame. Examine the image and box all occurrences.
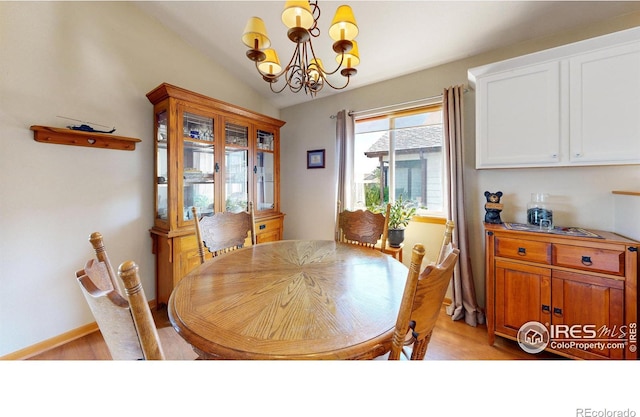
[352,103,447,219]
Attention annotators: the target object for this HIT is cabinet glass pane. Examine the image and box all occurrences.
[225,122,249,213]
[156,110,168,220]
[256,151,275,211]
[226,122,248,147]
[183,140,215,220]
[183,112,214,141]
[225,148,248,213]
[256,129,275,212]
[257,129,274,151]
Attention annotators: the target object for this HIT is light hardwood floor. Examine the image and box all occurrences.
[26,306,562,360]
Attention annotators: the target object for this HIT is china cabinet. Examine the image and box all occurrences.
[147,83,286,305]
[469,26,640,169]
[485,223,638,359]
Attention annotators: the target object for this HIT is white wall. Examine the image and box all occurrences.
[2,2,638,358]
[0,2,279,356]
[613,193,640,242]
[280,13,640,308]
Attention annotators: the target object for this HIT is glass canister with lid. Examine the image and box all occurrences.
[527,193,553,230]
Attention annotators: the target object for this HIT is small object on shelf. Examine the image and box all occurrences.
[57,116,116,134]
[503,222,603,238]
[67,124,116,134]
[527,193,553,229]
[30,125,141,151]
[484,191,503,224]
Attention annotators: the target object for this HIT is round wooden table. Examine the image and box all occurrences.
[168,240,409,359]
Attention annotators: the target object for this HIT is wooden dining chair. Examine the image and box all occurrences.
[436,219,455,264]
[388,241,460,360]
[87,231,121,294]
[192,202,256,264]
[337,202,391,251]
[76,254,165,360]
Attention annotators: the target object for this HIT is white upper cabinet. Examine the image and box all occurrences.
[469,27,640,169]
[476,61,562,167]
[569,42,640,164]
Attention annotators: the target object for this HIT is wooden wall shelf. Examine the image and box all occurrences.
[612,190,640,197]
[30,125,141,151]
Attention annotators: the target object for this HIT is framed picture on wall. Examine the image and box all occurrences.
[307,149,325,169]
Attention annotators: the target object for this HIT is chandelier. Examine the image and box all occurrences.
[242,1,359,96]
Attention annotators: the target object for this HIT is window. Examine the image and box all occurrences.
[352,104,445,216]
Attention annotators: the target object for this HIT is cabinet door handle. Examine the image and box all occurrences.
[215,162,220,173]
[254,165,258,174]
[553,307,563,317]
[542,305,550,313]
[259,224,266,230]
[581,256,592,266]
[518,247,526,256]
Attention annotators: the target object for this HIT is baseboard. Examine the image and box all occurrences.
[0,299,159,360]
[0,322,100,360]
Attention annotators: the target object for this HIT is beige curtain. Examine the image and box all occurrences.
[335,110,354,239]
[442,85,485,327]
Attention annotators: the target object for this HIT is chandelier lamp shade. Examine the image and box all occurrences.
[242,1,359,96]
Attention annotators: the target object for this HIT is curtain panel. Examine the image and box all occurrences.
[443,85,486,327]
[335,110,355,238]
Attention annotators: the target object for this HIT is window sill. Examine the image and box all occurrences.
[411,215,447,225]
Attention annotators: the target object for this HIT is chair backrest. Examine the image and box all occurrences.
[76,240,165,360]
[192,202,256,263]
[337,202,390,251]
[388,242,460,360]
[88,231,121,294]
[436,219,455,265]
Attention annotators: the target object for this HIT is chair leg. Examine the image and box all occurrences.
[410,332,432,360]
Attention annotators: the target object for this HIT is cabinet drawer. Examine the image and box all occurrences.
[552,244,624,276]
[255,218,281,235]
[495,237,551,264]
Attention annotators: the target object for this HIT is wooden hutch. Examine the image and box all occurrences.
[147,83,286,305]
[485,223,638,360]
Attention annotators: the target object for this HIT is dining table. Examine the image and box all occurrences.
[168,239,409,360]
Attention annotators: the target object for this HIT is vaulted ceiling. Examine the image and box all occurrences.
[134,1,640,109]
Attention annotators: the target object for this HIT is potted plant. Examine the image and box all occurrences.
[386,196,417,248]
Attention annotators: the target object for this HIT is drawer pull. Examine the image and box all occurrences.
[259,224,266,230]
[581,256,593,266]
[517,247,526,256]
[542,305,550,313]
[553,307,563,317]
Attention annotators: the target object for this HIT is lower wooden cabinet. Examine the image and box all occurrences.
[255,215,284,243]
[485,223,638,359]
[151,213,284,306]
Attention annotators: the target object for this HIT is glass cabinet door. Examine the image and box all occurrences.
[225,121,249,213]
[156,110,169,223]
[182,111,215,221]
[255,128,276,213]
